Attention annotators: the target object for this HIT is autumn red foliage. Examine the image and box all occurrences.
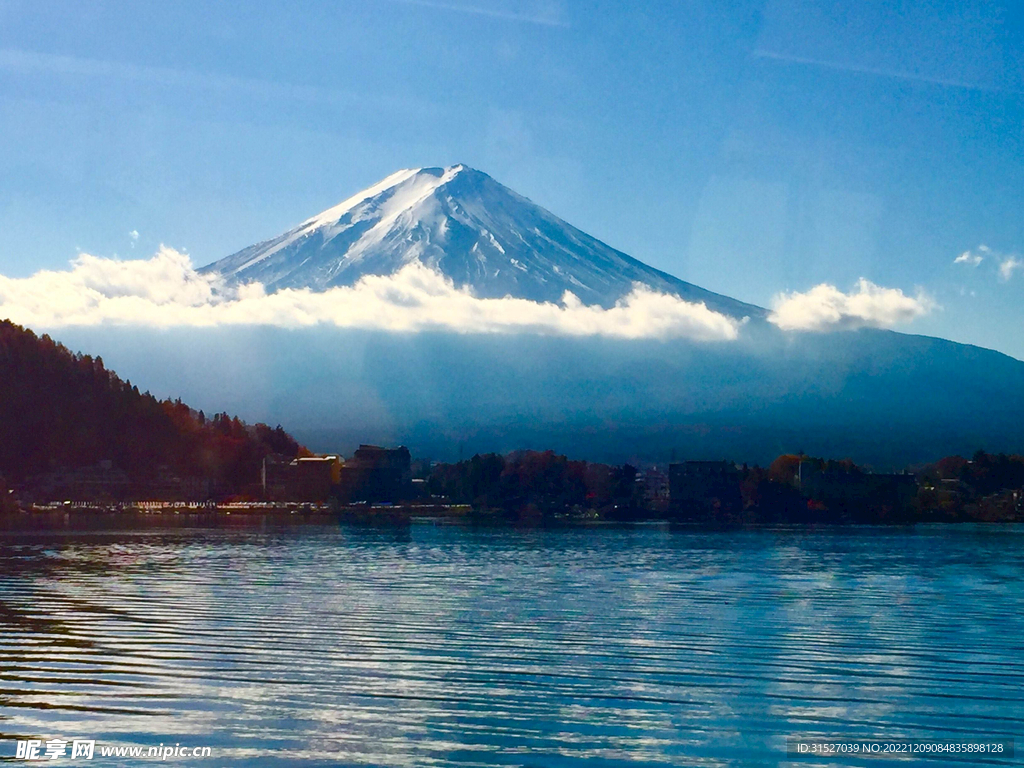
[0,320,304,494]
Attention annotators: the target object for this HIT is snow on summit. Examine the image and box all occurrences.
[201,165,762,317]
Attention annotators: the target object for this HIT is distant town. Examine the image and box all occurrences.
[4,444,1023,526]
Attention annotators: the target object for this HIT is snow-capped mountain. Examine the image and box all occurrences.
[201,165,763,317]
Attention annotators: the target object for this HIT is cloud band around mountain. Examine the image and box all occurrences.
[768,279,936,332]
[0,248,743,342]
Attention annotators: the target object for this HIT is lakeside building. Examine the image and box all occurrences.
[336,445,412,503]
[150,465,216,501]
[261,446,411,504]
[639,468,669,504]
[21,461,218,504]
[292,456,344,501]
[669,461,743,518]
[261,455,291,500]
[966,488,1024,522]
[796,460,917,515]
[262,455,343,502]
[23,460,131,503]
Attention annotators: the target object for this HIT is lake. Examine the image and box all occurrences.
[1,520,1022,766]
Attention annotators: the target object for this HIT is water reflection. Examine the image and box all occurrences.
[1,524,1022,765]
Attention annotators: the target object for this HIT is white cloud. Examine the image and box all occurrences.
[954,249,984,266]
[769,279,936,332]
[1000,257,1023,281]
[128,230,139,248]
[0,248,742,342]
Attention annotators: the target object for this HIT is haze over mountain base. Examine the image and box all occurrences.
[52,325,1024,469]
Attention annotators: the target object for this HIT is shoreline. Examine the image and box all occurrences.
[1,503,1021,530]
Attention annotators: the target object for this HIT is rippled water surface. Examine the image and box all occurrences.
[1,521,1023,766]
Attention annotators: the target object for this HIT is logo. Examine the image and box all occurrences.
[15,740,95,761]
[12,740,211,761]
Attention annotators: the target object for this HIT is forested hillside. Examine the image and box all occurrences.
[0,320,304,493]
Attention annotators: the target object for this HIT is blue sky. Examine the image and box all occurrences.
[1,0,1022,357]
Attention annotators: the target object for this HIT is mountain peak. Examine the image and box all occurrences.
[300,164,463,230]
[202,166,763,318]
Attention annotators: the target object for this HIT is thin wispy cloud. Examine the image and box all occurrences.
[0,48,435,116]
[0,249,740,341]
[385,0,568,27]
[769,279,936,332]
[752,49,1023,95]
[956,244,1022,282]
